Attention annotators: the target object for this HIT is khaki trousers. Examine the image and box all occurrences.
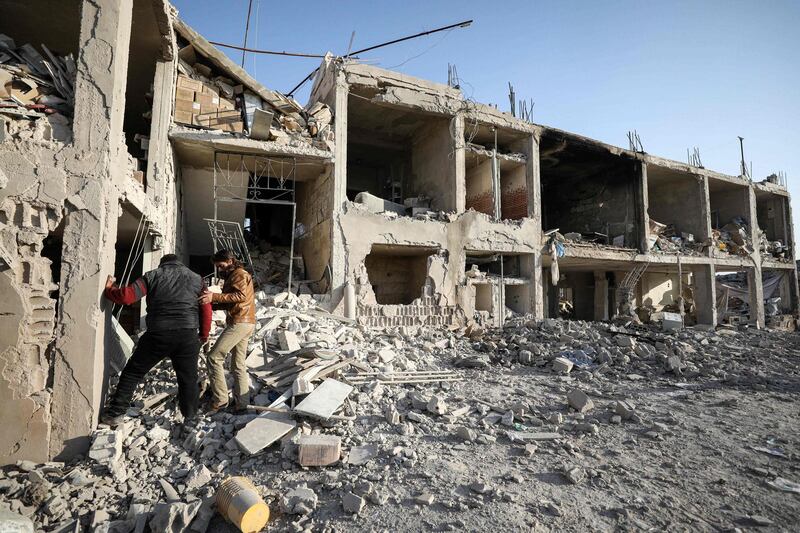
[206,322,255,407]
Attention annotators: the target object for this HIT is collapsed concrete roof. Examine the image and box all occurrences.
[173,18,303,116]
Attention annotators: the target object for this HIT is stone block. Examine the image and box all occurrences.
[552,357,574,374]
[298,434,341,467]
[567,389,594,413]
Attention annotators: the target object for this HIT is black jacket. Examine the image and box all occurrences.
[141,259,206,332]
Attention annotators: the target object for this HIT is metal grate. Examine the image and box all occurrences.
[212,150,298,291]
[204,219,253,272]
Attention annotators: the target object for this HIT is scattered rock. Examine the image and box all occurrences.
[415,492,435,505]
[614,400,636,420]
[455,426,477,442]
[552,357,574,374]
[281,487,318,515]
[342,492,365,514]
[427,395,447,415]
[567,389,594,413]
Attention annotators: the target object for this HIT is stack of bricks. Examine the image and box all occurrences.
[357,300,459,328]
[465,191,494,217]
[501,187,528,220]
[174,75,242,132]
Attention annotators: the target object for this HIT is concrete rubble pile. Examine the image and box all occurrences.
[2,310,798,531]
[173,42,333,150]
[758,230,790,261]
[467,316,742,381]
[249,246,298,291]
[546,229,633,251]
[352,191,457,222]
[0,33,74,141]
[711,216,754,257]
[0,296,460,531]
[648,219,705,255]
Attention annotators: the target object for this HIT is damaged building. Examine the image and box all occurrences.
[0,0,797,467]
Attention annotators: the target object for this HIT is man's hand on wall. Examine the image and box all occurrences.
[105,275,116,289]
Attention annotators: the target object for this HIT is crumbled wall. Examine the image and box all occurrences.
[648,176,708,239]
[543,166,639,246]
[337,205,538,321]
[500,165,527,221]
[296,166,334,288]
[0,0,180,464]
[466,159,493,216]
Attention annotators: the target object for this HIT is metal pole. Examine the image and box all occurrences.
[677,256,685,326]
[349,19,473,56]
[499,256,505,327]
[738,136,746,177]
[213,152,219,281]
[288,202,295,294]
[492,127,501,220]
[240,0,254,67]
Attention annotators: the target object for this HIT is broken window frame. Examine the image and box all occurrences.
[212,151,298,290]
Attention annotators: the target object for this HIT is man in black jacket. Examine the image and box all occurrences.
[101,254,212,428]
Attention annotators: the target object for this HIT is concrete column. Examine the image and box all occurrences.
[694,264,717,325]
[527,132,542,228]
[748,267,765,327]
[452,114,466,214]
[329,68,350,307]
[528,132,544,319]
[50,0,134,460]
[146,58,178,230]
[746,186,765,328]
[636,161,650,253]
[593,272,609,321]
[782,197,800,316]
[698,176,713,257]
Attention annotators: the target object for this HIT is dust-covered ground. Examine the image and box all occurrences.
[3,319,799,532]
[222,321,800,532]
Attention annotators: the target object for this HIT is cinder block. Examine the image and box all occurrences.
[298,434,341,466]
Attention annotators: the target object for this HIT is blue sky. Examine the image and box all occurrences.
[173,0,800,242]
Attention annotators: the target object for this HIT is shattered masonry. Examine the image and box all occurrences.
[0,0,797,466]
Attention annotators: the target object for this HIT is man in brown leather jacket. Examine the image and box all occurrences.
[198,249,256,411]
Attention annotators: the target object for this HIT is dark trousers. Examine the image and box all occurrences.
[106,328,201,420]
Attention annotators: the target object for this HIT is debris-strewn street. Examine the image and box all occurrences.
[3,313,799,532]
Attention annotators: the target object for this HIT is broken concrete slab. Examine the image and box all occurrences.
[0,509,34,533]
[293,379,353,420]
[249,108,274,140]
[278,330,301,352]
[346,444,378,465]
[234,412,297,455]
[506,431,561,442]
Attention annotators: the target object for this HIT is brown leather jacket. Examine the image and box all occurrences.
[212,267,256,325]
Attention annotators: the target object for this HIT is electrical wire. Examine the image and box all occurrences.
[384,28,454,69]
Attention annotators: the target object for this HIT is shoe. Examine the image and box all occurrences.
[99,412,124,427]
[180,417,200,437]
[231,404,249,414]
[205,402,228,414]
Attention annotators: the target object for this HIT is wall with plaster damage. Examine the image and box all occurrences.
[0,0,179,464]
[465,159,493,216]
